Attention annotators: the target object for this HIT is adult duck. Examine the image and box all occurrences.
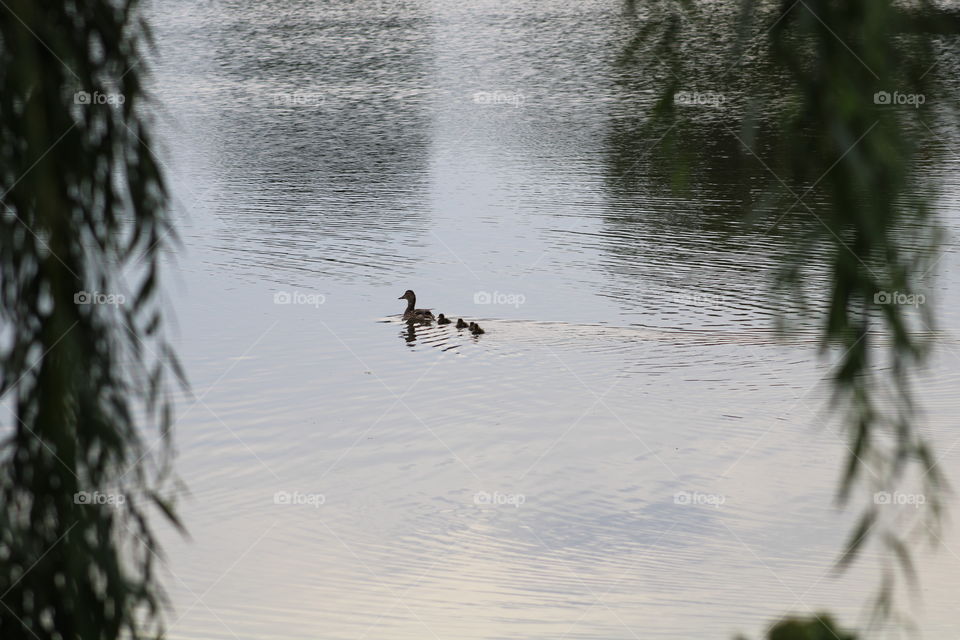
[398,290,435,321]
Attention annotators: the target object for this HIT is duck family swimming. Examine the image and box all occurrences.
[397,290,485,334]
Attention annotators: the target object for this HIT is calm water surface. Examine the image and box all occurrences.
[147,0,960,637]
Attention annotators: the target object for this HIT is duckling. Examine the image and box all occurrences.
[469,322,485,335]
[456,318,468,329]
[437,313,451,325]
[398,290,434,321]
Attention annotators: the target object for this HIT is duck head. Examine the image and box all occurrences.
[398,290,416,301]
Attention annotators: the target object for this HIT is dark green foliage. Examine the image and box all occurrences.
[619,0,955,627]
[735,614,858,639]
[768,614,857,640]
[0,1,181,639]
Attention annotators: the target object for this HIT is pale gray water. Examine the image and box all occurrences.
[145,0,960,638]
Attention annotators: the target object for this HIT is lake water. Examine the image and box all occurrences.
[146,0,960,638]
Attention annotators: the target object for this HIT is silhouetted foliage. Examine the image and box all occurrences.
[768,614,857,640]
[736,613,858,640]
[616,0,957,628]
[0,1,182,639]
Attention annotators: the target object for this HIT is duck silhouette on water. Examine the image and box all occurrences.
[398,290,434,322]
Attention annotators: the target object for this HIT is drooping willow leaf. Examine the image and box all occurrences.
[0,1,183,638]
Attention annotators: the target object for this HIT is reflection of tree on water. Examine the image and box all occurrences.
[600,106,832,325]
[601,4,833,323]
[200,0,434,283]
[612,0,958,633]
